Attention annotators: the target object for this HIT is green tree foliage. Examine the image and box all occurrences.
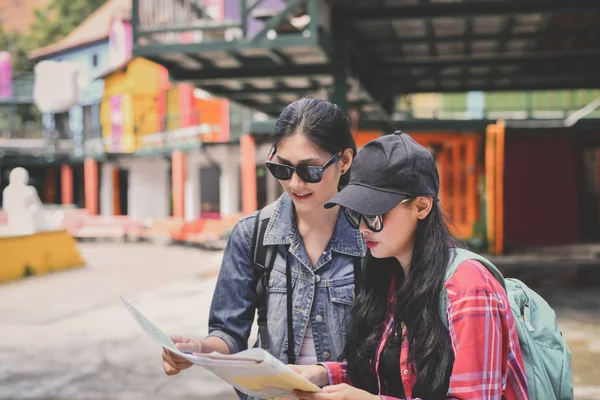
[0,23,33,70]
[0,0,106,71]
[27,0,106,50]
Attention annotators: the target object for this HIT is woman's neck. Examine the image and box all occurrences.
[395,248,414,275]
[295,204,339,236]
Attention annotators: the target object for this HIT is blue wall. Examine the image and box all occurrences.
[38,40,109,157]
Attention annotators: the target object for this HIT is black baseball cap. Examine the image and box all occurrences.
[325,131,439,215]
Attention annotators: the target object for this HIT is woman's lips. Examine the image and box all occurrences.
[366,240,378,249]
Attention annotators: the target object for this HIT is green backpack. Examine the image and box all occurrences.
[440,248,574,400]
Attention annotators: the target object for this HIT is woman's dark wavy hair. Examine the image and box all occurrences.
[271,97,357,189]
[345,199,457,400]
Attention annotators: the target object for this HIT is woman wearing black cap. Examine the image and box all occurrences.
[290,132,529,400]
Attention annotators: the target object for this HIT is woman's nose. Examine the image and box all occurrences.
[359,219,371,235]
[289,171,305,189]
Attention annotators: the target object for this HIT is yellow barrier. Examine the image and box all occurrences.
[0,230,85,283]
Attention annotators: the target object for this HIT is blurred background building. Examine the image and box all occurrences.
[1,0,600,255]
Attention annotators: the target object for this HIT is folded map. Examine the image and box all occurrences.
[120,297,321,399]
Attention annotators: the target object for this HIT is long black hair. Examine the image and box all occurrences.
[272,97,357,188]
[345,199,457,400]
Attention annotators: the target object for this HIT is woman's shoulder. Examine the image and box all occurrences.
[444,258,506,298]
[223,211,260,252]
[231,199,281,244]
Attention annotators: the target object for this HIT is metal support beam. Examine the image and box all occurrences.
[186,53,211,68]
[463,21,473,56]
[173,63,331,81]
[144,56,188,77]
[133,35,317,55]
[132,0,139,46]
[137,23,241,36]
[226,51,247,65]
[241,0,267,37]
[241,0,248,37]
[382,49,600,67]
[251,0,308,43]
[369,28,600,48]
[565,12,595,50]
[459,0,475,88]
[381,98,395,117]
[342,0,600,22]
[488,15,516,85]
[306,0,319,39]
[384,67,600,85]
[201,83,324,96]
[423,0,437,58]
[529,13,554,57]
[267,49,292,65]
[322,26,392,125]
[330,19,349,112]
[422,0,439,89]
[247,0,264,15]
[389,79,600,94]
[252,100,369,113]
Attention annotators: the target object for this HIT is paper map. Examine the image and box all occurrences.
[120,297,321,399]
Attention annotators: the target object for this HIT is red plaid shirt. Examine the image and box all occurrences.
[323,260,529,400]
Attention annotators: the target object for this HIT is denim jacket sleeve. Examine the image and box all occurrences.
[207,214,257,354]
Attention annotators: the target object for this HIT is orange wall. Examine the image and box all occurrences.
[412,132,482,240]
[195,98,231,142]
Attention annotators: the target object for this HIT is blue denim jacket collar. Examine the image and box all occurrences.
[263,193,366,257]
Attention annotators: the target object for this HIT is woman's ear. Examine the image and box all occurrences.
[415,197,434,220]
[339,148,354,174]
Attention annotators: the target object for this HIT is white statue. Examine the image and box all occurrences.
[2,167,62,235]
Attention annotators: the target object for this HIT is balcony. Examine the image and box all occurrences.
[0,72,35,105]
[391,90,600,130]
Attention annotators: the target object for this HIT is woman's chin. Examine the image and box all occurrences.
[293,199,318,213]
[368,246,388,259]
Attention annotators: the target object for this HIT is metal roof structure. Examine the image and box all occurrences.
[132,0,600,129]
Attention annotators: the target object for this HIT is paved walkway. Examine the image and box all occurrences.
[0,242,240,400]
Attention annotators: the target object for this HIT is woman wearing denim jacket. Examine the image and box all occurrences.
[161,98,365,396]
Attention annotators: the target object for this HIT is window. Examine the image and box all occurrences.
[82,103,101,139]
[200,166,221,218]
[54,112,70,139]
[92,53,98,67]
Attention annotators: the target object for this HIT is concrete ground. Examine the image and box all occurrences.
[1,242,599,399]
[0,242,240,400]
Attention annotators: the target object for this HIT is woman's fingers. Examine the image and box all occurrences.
[162,349,192,370]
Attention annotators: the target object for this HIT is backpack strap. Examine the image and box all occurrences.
[440,248,506,329]
[251,202,277,351]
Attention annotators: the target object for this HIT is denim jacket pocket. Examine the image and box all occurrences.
[267,267,289,316]
[327,283,355,335]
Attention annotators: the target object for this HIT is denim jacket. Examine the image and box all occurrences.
[208,193,365,369]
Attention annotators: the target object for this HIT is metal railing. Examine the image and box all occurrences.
[394,91,600,121]
[0,122,105,159]
[394,106,600,121]
[0,73,35,105]
[133,0,316,50]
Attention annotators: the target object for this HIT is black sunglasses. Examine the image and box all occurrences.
[266,150,340,184]
[343,208,384,232]
[343,199,412,232]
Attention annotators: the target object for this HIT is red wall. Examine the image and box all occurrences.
[504,136,580,248]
